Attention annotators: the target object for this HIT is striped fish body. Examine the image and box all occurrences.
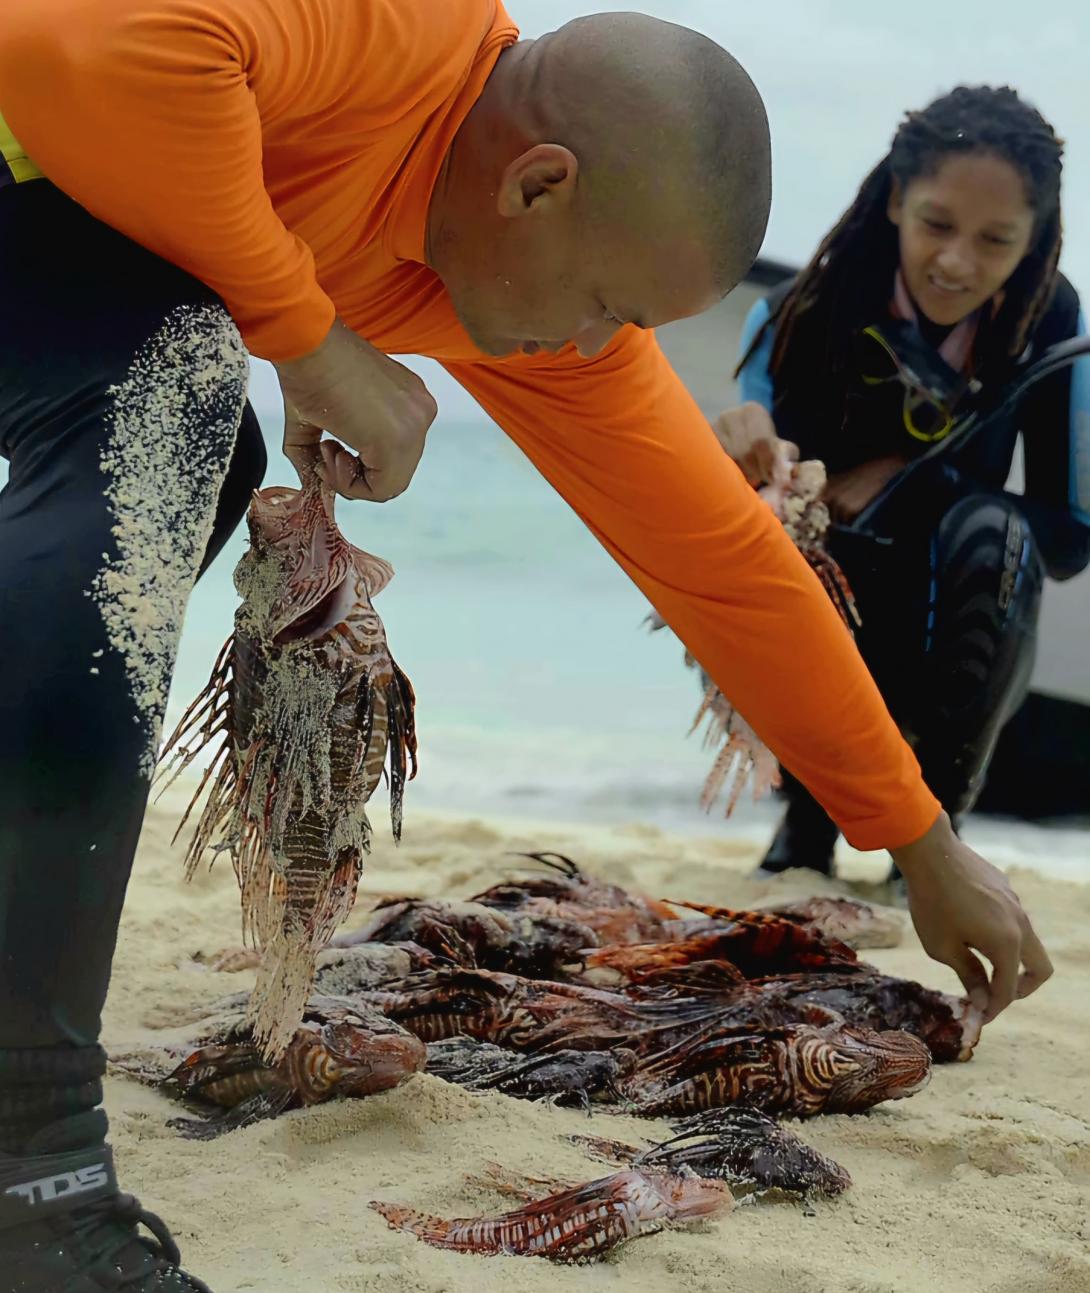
[160,480,417,1058]
[371,1168,730,1262]
[625,1022,931,1118]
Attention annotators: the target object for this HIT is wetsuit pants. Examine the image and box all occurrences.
[0,182,266,1145]
[765,490,1045,865]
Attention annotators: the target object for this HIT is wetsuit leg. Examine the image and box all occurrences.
[0,183,265,1144]
[909,494,1044,816]
[758,526,927,875]
[758,765,841,875]
[758,494,1044,874]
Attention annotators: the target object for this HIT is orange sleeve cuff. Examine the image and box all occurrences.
[836,779,940,853]
[241,288,336,364]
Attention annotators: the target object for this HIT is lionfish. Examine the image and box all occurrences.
[371,1167,730,1262]
[647,458,860,815]
[110,994,426,1139]
[159,477,417,1058]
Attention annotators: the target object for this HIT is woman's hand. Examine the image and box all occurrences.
[275,318,437,501]
[823,455,907,523]
[712,402,798,487]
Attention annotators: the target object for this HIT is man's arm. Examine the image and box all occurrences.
[448,328,937,848]
[445,328,1052,1018]
[0,0,335,359]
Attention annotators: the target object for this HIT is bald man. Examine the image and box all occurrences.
[0,2,1050,1287]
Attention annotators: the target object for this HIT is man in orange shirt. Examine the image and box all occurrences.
[0,2,1051,1287]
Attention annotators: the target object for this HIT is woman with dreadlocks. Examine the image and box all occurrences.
[716,85,1090,879]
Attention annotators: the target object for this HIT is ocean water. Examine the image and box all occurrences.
[3,376,1086,880]
[165,393,725,833]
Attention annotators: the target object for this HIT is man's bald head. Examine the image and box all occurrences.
[427,12,770,358]
[535,12,771,291]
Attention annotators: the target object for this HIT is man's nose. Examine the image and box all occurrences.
[573,318,623,359]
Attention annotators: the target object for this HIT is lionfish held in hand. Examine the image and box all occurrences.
[648,458,861,815]
[159,476,417,1058]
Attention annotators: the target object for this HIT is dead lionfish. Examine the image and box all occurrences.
[111,995,425,1138]
[425,1036,636,1109]
[342,894,597,979]
[371,1167,730,1262]
[580,904,858,988]
[755,896,905,950]
[744,970,983,1064]
[472,851,677,944]
[571,1106,852,1198]
[623,1020,932,1118]
[159,477,417,1057]
[647,458,860,815]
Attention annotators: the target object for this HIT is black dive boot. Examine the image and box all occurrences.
[0,1112,212,1292]
[756,769,840,877]
[0,1047,212,1292]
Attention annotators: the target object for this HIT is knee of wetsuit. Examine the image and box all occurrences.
[932,492,1045,633]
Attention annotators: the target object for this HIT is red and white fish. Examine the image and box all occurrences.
[160,476,417,1057]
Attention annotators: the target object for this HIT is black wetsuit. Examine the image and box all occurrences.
[0,181,266,1146]
[738,275,1090,868]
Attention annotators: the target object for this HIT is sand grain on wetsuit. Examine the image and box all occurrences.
[90,304,248,777]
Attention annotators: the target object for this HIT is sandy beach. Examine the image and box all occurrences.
[100,784,1090,1293]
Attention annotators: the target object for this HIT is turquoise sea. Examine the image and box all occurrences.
[3,360,1086,878]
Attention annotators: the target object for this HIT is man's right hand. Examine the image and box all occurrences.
[891,812,1053,1023]
[712,401,798,487]
[274,318,437,501]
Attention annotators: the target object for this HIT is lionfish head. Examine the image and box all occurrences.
[820,1026,932,1112]
[635,1167,733,1220]
[243,482,355,643]
[320,1021,426,1096]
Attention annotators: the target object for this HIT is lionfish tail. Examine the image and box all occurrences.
[245,852,365,1060]
[369,1200,454,1245]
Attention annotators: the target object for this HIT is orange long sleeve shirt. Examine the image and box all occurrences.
[0,0,941,849]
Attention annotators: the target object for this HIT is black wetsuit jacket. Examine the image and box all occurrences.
[739,273,1090,580]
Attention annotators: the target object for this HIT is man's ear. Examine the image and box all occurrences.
[887,176,904,226]
[497,144,579,218]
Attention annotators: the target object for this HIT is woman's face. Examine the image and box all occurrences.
[888,152,1037,326]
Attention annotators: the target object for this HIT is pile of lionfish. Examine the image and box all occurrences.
[140,469,978,1264]
[113,849,982,1264]
[647,458,861,816]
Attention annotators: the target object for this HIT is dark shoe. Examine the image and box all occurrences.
[756,790,840,878]
[0,1114,212,1291]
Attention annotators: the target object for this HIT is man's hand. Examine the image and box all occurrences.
[275,318,437,501]
[823,455,907,524]
[712,402,798,487]
[891,812,1053,1023]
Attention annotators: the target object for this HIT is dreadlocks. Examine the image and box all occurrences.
[740,86,1064,396]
